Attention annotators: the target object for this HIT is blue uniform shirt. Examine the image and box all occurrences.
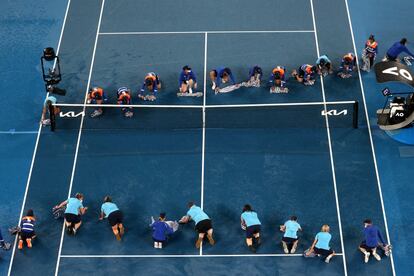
[316,55,331,65]
[387,42,414,59]
[363,225,385,247]
[241,211,261,227]
[248,66,263,79]
[187,205,209,225]
[65,198,84,215]
[315,232,331,250]
[44,96,57,107]
[215,67,235,85]
[179,70,197,86]
[283,220,301,239]
[101,202,119,218]
[151,221,174,241]
[20,216,35,233]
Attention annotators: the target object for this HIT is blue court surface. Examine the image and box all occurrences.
[1,0,414,275]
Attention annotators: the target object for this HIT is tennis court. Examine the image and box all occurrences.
[4,0,400,275]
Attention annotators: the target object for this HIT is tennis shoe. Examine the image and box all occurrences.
[372,251,381,261]
[291,242,297,254]
[42,119,51,126]
[26,239,32,248]
[364,251,370,263]
[18,240,23,250]
[90,109,103,118]
[282,242,289,254]
[124,111,133,118]
[325,255,333,263]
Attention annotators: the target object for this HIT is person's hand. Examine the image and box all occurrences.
[98,217,103,221]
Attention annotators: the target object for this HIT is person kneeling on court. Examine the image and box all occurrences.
[41,95,60,126]
[117,87,133,118]
[87,87,107,118]
[18,209,36,250]
[242,65,262,87]
[99,196,125,241]
[316,55,333,76]
[269,66,288,93]
[56,193,88,235]
[179,65,198,94]
[292,64,317,86]
[179,201,215,248]
[359,219,390,263]
[280,216,302,254]
[138,72,161,101]
[209,67,236,93]
[338,53,356,78]
[150,213,174,249]
[240,204,262,253]
[305,224,335,263]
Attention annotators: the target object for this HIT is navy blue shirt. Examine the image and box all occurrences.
[151,220,174,241]
[215,67,235,85]
[179,70,197,86]
[363,225,385,247]
[387,42,414,59]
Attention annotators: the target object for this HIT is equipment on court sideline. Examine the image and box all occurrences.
[303,248,317,258]
[216,83,242,94]
[52,205,66,219]
[270,86,289,93]
[177,92,203,97]
[338,72,352,79]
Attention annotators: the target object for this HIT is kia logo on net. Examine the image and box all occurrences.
[321,109,348,116]
[59,111,85,118]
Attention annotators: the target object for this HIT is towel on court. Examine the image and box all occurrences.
[52,205,66,219]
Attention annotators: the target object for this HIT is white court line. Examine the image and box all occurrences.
[310,1,348,275]
[199,32,208,256]
[99,30,315,35]
[6,1,73,275]
[343,0,396,275]
[54,1,106,276]
[60,253,343,258]
[54,100,356,109]
[0,130,39,134]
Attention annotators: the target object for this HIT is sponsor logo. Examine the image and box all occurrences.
[321,109,348,116]
[59,111,85,118]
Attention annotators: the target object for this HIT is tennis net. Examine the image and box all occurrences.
[49,101,358,131]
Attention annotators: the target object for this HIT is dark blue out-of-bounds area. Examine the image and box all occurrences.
[2,0,413,275]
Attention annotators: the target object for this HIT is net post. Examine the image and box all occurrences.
[353,101,358,129]
[49,104,56,131]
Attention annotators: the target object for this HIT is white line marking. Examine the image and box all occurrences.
[7,0,72,275]
[199,32,208,256]
[99,30,315,35]
[54,1,106,275]
[60,253,343,258]
[343,0,396,275]
[54,101,356,109]
[0,130,39,134]
[310,1,348,275]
